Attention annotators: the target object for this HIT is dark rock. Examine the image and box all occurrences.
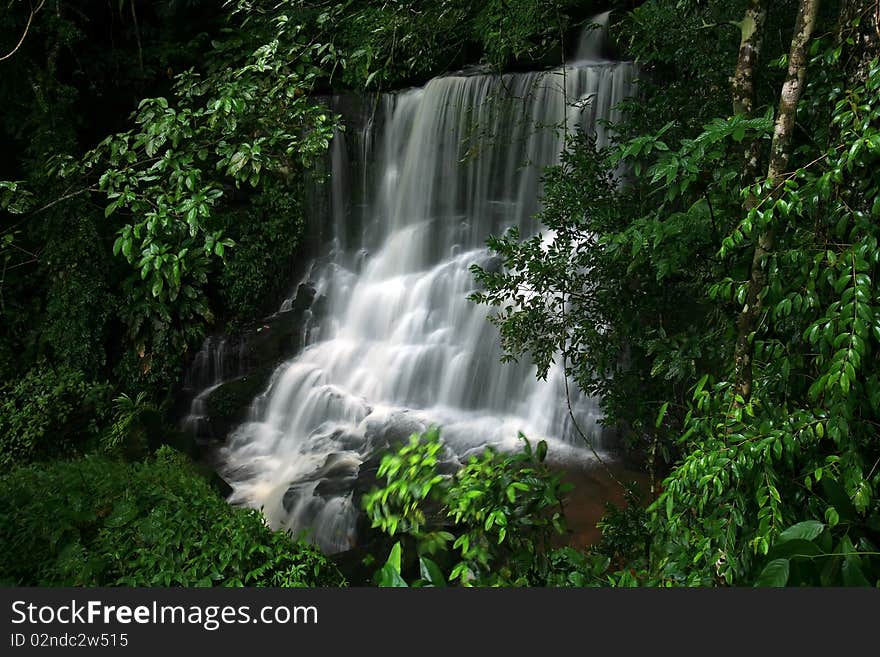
[180,303,315,450]
[352,451,384,497]
[314,477,359,497]
[316,452,361,480]
[244,308,306,370]
[363,411,426,451]
[197,466,234,499]
[292,283,317,310]
[203,371,271,439]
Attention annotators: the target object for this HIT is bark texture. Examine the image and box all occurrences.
[731,0,769,117]
[838,0,880,86]
[732,0,822,405]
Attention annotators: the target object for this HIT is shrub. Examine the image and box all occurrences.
[0,448,346,587]
[0,365,111,467]
[364,428,587,586]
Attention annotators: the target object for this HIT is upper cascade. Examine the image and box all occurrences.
[571,10,613,63]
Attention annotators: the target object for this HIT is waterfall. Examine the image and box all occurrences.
[211,23,637,553]
[182,337,240,442]
[572,11,613,63]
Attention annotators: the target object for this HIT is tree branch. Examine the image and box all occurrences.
[0,0,46,63]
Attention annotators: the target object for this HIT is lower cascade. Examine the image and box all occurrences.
[193,27,637,553]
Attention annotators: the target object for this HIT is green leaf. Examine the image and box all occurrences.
[770,539,823,560]
[825,507,840,528]
[853,481,872,514]
[841,558,871,587]
[536,440,548,463]
[376,542,407,587]
[821,477,856,521]
[754,558,790,587]
[776,520,825,545]
[418,557,446,587]
[376,563,408,588]
[386,541,402,573]
[655,401,669,428]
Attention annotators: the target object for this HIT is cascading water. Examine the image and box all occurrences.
[182,337,240,441]
[212,18,637,553]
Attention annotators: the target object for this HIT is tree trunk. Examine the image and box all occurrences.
[732,0,822,405]
[731,0,769,187]
[731,0,769,118]
[838,0,880,87]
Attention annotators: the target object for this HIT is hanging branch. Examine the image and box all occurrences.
[129,0,144,74]
[0,0,46,63]
[552,7,625,491]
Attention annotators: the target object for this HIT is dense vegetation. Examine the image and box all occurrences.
[1,0,878,587]
[0,447,344,586]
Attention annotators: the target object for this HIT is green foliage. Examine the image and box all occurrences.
[593,483,650,568]
[753,519,879,587]
[328,0,475,88]
[38,204,118,377]
[1,1,338,398]
[472,131,699,452]
[641,56,880,586]
[100,391,159,458]
[375,542,411,587]
[245,0,595,91]
[0,365,111,467]
[216,180,305,325]
[364,429,585,586]
[69,12,336,386]
[613,0,792,142]
[471,0,581,69]
[0,448,346,587]
[473,3,880,588]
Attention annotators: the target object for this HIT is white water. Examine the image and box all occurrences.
[214,22,637,552]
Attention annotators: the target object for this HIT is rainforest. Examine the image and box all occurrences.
[1,0,879,588]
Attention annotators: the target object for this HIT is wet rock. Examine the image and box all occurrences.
[314,477,359,498]
[181,302,317,448]
[282,452,363,504]
[203,371,271,440]
[244,308,307,371]
[292,283,317,310]
[363,411,426,451]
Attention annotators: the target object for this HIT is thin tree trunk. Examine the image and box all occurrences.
[838,0,880,86]
[731,0,769,118]
[732,0,822,405]
[732,0,769,187]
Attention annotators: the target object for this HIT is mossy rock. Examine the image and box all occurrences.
[203,369,272,438]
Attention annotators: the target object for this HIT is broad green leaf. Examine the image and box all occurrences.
[754,558,790,587]
[376,563,408,588]
[776,520,825,545]
[769,538,823,560]
[386,541,402,573]
[418,557,446,587]
[841,558,871,587]
[536,440,548,463]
